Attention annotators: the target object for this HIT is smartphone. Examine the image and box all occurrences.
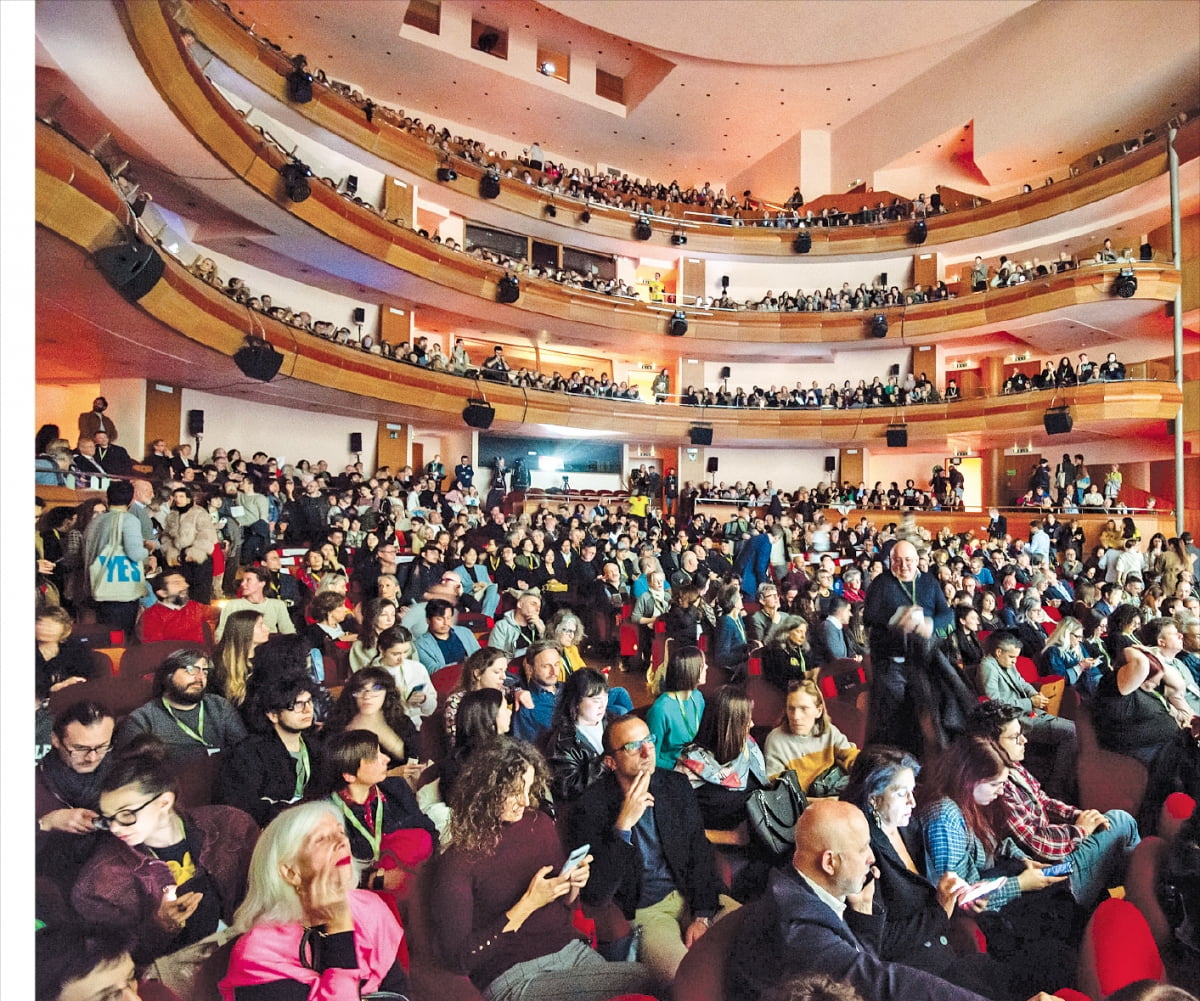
[410,683,427,693]
[560,843,590,877]
[960,876,1007,905]
[1043,861,1072,877]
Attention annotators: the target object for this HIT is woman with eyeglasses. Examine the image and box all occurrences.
[71,735,259,964]
[1041,617,1103,691]
[323,668,423,788]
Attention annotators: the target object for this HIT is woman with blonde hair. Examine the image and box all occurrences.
[213,608,269,708]
[1041,616,1103,690]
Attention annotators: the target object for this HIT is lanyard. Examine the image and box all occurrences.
[293,740,311,800]
[333,791,384,861]
[163,700,211,747]
[672,691,699,731]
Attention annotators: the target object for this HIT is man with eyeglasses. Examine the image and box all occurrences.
[36,923,142,1001]
[36,701,115,917]
[571,714,735,984]
[117,649,247,765]
[217,674,323,826]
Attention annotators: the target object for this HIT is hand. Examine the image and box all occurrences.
[684,917,711,948]
[39,807,99,834]
[615,768,655,832]
[1076,809,1109,836]
[846,866,879,914]
[564,855,592,905]
[1032,692,1050,710]
[516,690,535,711]
[934,871,970,917]
[507,865,572,930]
[153,888,204,935]
[37,559,56,575]
[378,866,412,895]
[296,855,354,933]
[48,677,88,693]
[1016,860,1067,893]
[406,690,428,709]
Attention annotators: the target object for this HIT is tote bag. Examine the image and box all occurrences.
[89,515,147,602]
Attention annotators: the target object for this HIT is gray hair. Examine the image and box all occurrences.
[231,801,342,933]
[765,614,807,647]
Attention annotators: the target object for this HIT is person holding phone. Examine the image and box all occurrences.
[965,701,1139,911]
[432,737,657,999]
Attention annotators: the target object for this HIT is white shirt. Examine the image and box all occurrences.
[799,870,847,923]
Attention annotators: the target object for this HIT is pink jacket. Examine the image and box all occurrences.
[219,890,402,1000]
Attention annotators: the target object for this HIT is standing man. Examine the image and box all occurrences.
[83,480,147,636]
[90,430,134,478]
[453,454,474,490]
[863,540,960,755]
[78,395,119,442]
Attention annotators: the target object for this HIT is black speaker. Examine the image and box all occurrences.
[480,172,501,199]
[1043,407,1073,435]
[352,307,366,324]
[886,425,908,448]
[888,363,900,377]
[497,274,520,303]
[690,426,714,446]
[870,314,889,338]
[463,401,495,429]
[706,457,719,473]
[233,339,285,382]
[345,174,358,196]
[187,409,205,436]
[721,276,729,289]
[930,193,942,211]
[793,230,812,254]
[1167,418,1177,435]
[285,70,313,103]
[879,272,888,286]
[94,242,164,301]
[719,366,731,380]
[824,456,836,472]
[909,220,927,245]
[349,432,363,453]
[634,218,652,240]
[668,310,688,336]
[1140,243,1153,261]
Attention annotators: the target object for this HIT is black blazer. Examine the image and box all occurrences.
[569,768,720,920]
[217,731,324,827]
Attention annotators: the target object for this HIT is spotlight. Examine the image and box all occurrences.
[497,274,520,303]
[545,202,557,218]
[436,163,458,183]
[538,60,556,75]
[671,230,687,246]
[480,171,501,199]
[634,217,652,240]
[793,230,812,254]
[1043,406,1073,435]
[580,208,591,224]
[279,161,312,203]
[869,314,888,339]
[1113,268,1138,298]
[908,219,927,245]
[668,310,688,336]
[885,423,908,448]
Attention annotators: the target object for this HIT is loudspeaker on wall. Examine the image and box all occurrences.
[95,243,164,301]
[706,457,719,473]
[689,426,714,446]
[187,409,205,436]
[824,456,836,472]
[349,432,363,453]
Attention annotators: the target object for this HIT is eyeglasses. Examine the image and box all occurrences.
[64,741,113,759]
[95,791,165,830]
[353,684,386,697]
[614,734,657,754]
[177,664,211,676]
[285,698,315,712]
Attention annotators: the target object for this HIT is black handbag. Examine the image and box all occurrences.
[746,769,808,857]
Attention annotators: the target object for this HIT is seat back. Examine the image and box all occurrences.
[47,671,155,718]
[1123,836,1172,946]
[176,749,224,809]
[745,675,785,728]
[119,640,209,680]
[1074,706,1148,815]
[671,905,749,1001]
[1077,897,1164,999]
[399,862,485,1001]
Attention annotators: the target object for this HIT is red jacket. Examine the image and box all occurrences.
[139,600,209,644]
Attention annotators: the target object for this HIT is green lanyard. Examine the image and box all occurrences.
[332,791,384,862]
[293,740,311,800]
[163,700,211,747]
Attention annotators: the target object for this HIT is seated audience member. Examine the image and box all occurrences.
[488,588,547,658]
[219,801,410,1000]
[1041,616,1104,691]
[35,924,142,1001]
[138,569,209,644]
[747,582,784,646]
[454,544,501,617]
[35,605,100,701]
[919,738,1076,987]
[1011,595,1050,660]
[413,597,481,673]
[432,737,657,999]
[217,674,323,827]
[321,729,436,905]
[726,799,1029,1001]
[646,645,708,769]
[839,747,1017,999]
[373,625,436,729]
[72,737,258,964]
[323,668,421,776]
[761,614,813,690]
[1093,645,1196,765]
[765,679,859,797]
[1141,616,1200,715]
[433,687,513,809]
[965,700,1139,910]
[117,648,248,764]
[213,608,270,710]
[675,684,766,831]
[570,713,737,983]
[547,608,588,678]
[216,566,296,640]
[816,596,864,663]
[36,701,115,920]
[348,596,396,672]
[942,604,985,672]
[303,589,357,658]
[443,645,531,743]
[545,668,614,805]
[714,582,751,678]
[513,639,564,744]
[972,632,1077,799]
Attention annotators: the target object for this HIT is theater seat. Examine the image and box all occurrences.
[1123,836,1172,947]
[1052,990,1093,1001]
[1159,791,1196,841]
[1074,706,1148,816]
[671,905,749,1001]
[1077,898,1164,999]
[119,640,209,680]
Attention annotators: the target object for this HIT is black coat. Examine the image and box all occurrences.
[217,731,324,827]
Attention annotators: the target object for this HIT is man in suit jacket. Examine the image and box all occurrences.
[90,430,134,478]
[569,714,734,984]
[985,507,1008,542]
[726,800,1008,1001]
[78,396,119,442]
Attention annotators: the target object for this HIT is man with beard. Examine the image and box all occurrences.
[160,485,218,605]
[36,701,116,919]
[138,570,209,644]
[90,429,134,478]
[217,674,322,826]
[77,395,119,442]
[117,648,246,765]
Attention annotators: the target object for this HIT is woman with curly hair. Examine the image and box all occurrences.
[323,668,422,782]
[431,737,656,999]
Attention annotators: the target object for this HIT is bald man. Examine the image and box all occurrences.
[862,540,959,753]
[726,801,1055,1001]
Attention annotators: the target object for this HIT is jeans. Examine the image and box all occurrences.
[1067,809,1140,910]
[482,939,658,1001]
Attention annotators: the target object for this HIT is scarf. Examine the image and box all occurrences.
[39,750,111,812]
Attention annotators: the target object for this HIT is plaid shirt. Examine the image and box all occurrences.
[998,762,1084,861]
[921,797,1026,911]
